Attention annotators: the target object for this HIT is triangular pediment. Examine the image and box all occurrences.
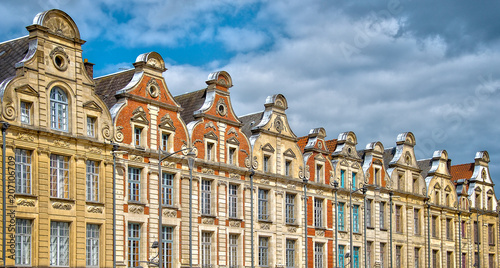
[159,114,176,131]
[314,153,326,162]
[374,159,383,165]
[487,189,494,195]
[262,143,275,153]
[434,183,441,190]
[131,107,149,124]
[340,160,349,167]
[204,131,218,141]
[283,148,296,159]
[83,101,103,113]
[351,162,360,169]
[445,185,452,192]
[226,136,240,145]
[15,85,39,97]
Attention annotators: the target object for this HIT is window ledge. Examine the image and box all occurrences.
[367,226,375,230]
[161,205,179,210]
[128,201,147,206]
[50,197,75,203]
[201,214,217,218]
[285,222,299,227]
[14,193,37,199]
[258,219,273,224]
[380,228,388,231]
[86,201,104,206]
[338,230,348,234]
[228,217,243,221]
[315,226,327,230]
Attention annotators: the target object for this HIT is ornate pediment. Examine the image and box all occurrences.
[445,185,452,192]
[351,162,361,169]
[83,101,103,112]
[339,160,349,167]
[15,84,38,96]
[131,106,149,124]
[262,143,275,153]
[159,114,176,131]
[226,136,240,145]
[204,131,218,141]
[314,153,326,161]
[283,148,296,158]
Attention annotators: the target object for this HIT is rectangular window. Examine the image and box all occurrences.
[162,173,174,206]
[489,224,495,245]
[87,116,96,137]
[263,155,270,172]
[446,219,453,240]
[86,160,99,202]
[201,232,211,267]
[353,205,359,233]
[314,198,323,228]
[353,246,360,268]
[447,251,453,268]
[414,247,420,268]
[396,245,402,267]
[15,219,31,265]
[366,199,372,227]
[340,170,345,188]
[258,237,269,267]
[433,250,439,268]
[285,160,292,176]
[462,220,466,238]
[128,223,140,268]
[258,189,269,221]
[314,243,324,268]
[86,224,99,267]
[380,243,385,268]
[462,253,467,268]
[285,193,295,224]
[228,184,238,218]
[338,202,345,231]
[413,177,418,194]
[474,221,479,243]
[15,149,32,194]
[206,142,214,161]
[201,179,212,215]
[380,202,386,229]
[128,167,141,202]
[134,127,142,146]
[50,221,70,266]
[20,101,31,124]
[367,241,372,267]
[395,205,402,233]
[414,209,420,235]
[228,147,236,165]
[161,133,169,151]
[338,245,345,268]
[489,254,495,268]
[316,164,323,183]
[352,172,357,190]
[286,239,295,268]
[374,167,380,185]
[50,154,69,198]
[162,226,174,268]
[228,234,238,268]
[432,216,438,238]
[475,252,479,267]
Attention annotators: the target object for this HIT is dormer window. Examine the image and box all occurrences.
[374,167,381,186]
[50,87,68,131]
[20,101,32,124]
[206,142,215,161]
[263,155,270,172]
[161,133,170,152]
[134,127,142,147]
[228,147,236,165]
[87,116,96,137]
[316,164,324,183]
[285,160,292,176]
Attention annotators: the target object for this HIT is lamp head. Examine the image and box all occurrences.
[151,241,159,249]
[187,149,196,169]
[333,180,339,189]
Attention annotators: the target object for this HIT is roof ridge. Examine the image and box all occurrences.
[94,68,134,80]
[0,35,28,46]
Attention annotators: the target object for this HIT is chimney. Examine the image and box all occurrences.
[84,58,95,79]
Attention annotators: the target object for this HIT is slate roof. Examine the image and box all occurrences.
[383,147,396,170]
[0,36,29,84]
[325,139,337,153]
[239,111,263,138]
[450,163,474,182]
[417,159,432,179]
[94,69,135,109]
[173,89,207,125]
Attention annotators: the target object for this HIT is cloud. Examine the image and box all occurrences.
[216,27,268,52]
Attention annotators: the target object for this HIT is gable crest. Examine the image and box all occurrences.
[131,106,149,124]
[283,148,296,159]
[226,136,240,145]
[204,131,218,141]
[15,85,39,97]
[262,143,275,153]
[227,127,238,136]
[205,122,217,131]
[159,114,176,131]
[83,101,103,113]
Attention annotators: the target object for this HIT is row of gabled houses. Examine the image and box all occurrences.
[0,8,498,268]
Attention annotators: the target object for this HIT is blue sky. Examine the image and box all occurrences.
[1,0,500,194]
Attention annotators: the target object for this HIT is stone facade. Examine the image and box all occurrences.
[0,8,499,268]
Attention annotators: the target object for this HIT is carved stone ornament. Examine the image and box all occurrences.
[88,146,102,154]
[288,226,297,233]
[87,206,103,213]
[227,127,238,136]
[163,209,177,218]
[287,184,296,190]
[260,179,270,185]
[129,205,144,214]
[316,189,324,195]
[229,221,241,227]
[52,202,72,210]
[229,173,240,179]
[17,133,35,142]
[202,218,215,224]
[205,122,217,131]
[316,230,325,237]
[44,15,76,39]
[275,191,284,196]
[114,126,124,142]
[17,199,35,207]
[131,106,149,124]
[202,168,214,175]
[274,117,284,133]
[260,223,270,230]
[147,78,160,98]
[54,139,70,148]
[3,100,15,120]
[130,155,144,162]
[49,46,70,71]
[102,124,112,140]
[218,180,228,186]
[159,114,176,131]
[216,98,228,117]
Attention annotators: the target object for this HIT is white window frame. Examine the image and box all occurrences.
[228,234,238,268]
[162,173,174,207]
[285,159,292,177]
[87,116,96,137]
[50,221,70,266]
[86,224,99,267]
[315,163,324,183]
[128,223,140,268]
[227,146,237,165]
[286,239,295,268]
[86,160,99,202]
[15,149,32,194]
[15,218,32,266]
[50,87,68,131]
[258,236,269,267]
[134,126,143,147]
[161,132,170,152]
[263,154,271,173]
[162,226,174,268]
[285,193,296,224]
[50,154,69,198]
[128,167,141,202]
[20,101,31,124]
[258,188,269,221]
[206,141,216,161]
[314,242,324,268]
[201,232,212,267]
[314,198,323,228]
[380,202,386,229]
[201,179,212,215]
[228,184,238,218]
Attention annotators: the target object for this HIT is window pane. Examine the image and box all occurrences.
[50,222,70,266]
[15,219,32,265]
[15,149,32,194]
[86,224,99,267]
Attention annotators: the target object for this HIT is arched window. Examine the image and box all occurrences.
[50,87,68,131]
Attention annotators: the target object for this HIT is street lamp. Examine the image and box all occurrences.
[1,121,9,267]
[333,181,339,268]
[350,184,367,268]
[111,146,128,268]
[474,209,486,268]
[303,176,309,268]
[249,168,255,268]
[389,191,394,268]
[157,147,195,268]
